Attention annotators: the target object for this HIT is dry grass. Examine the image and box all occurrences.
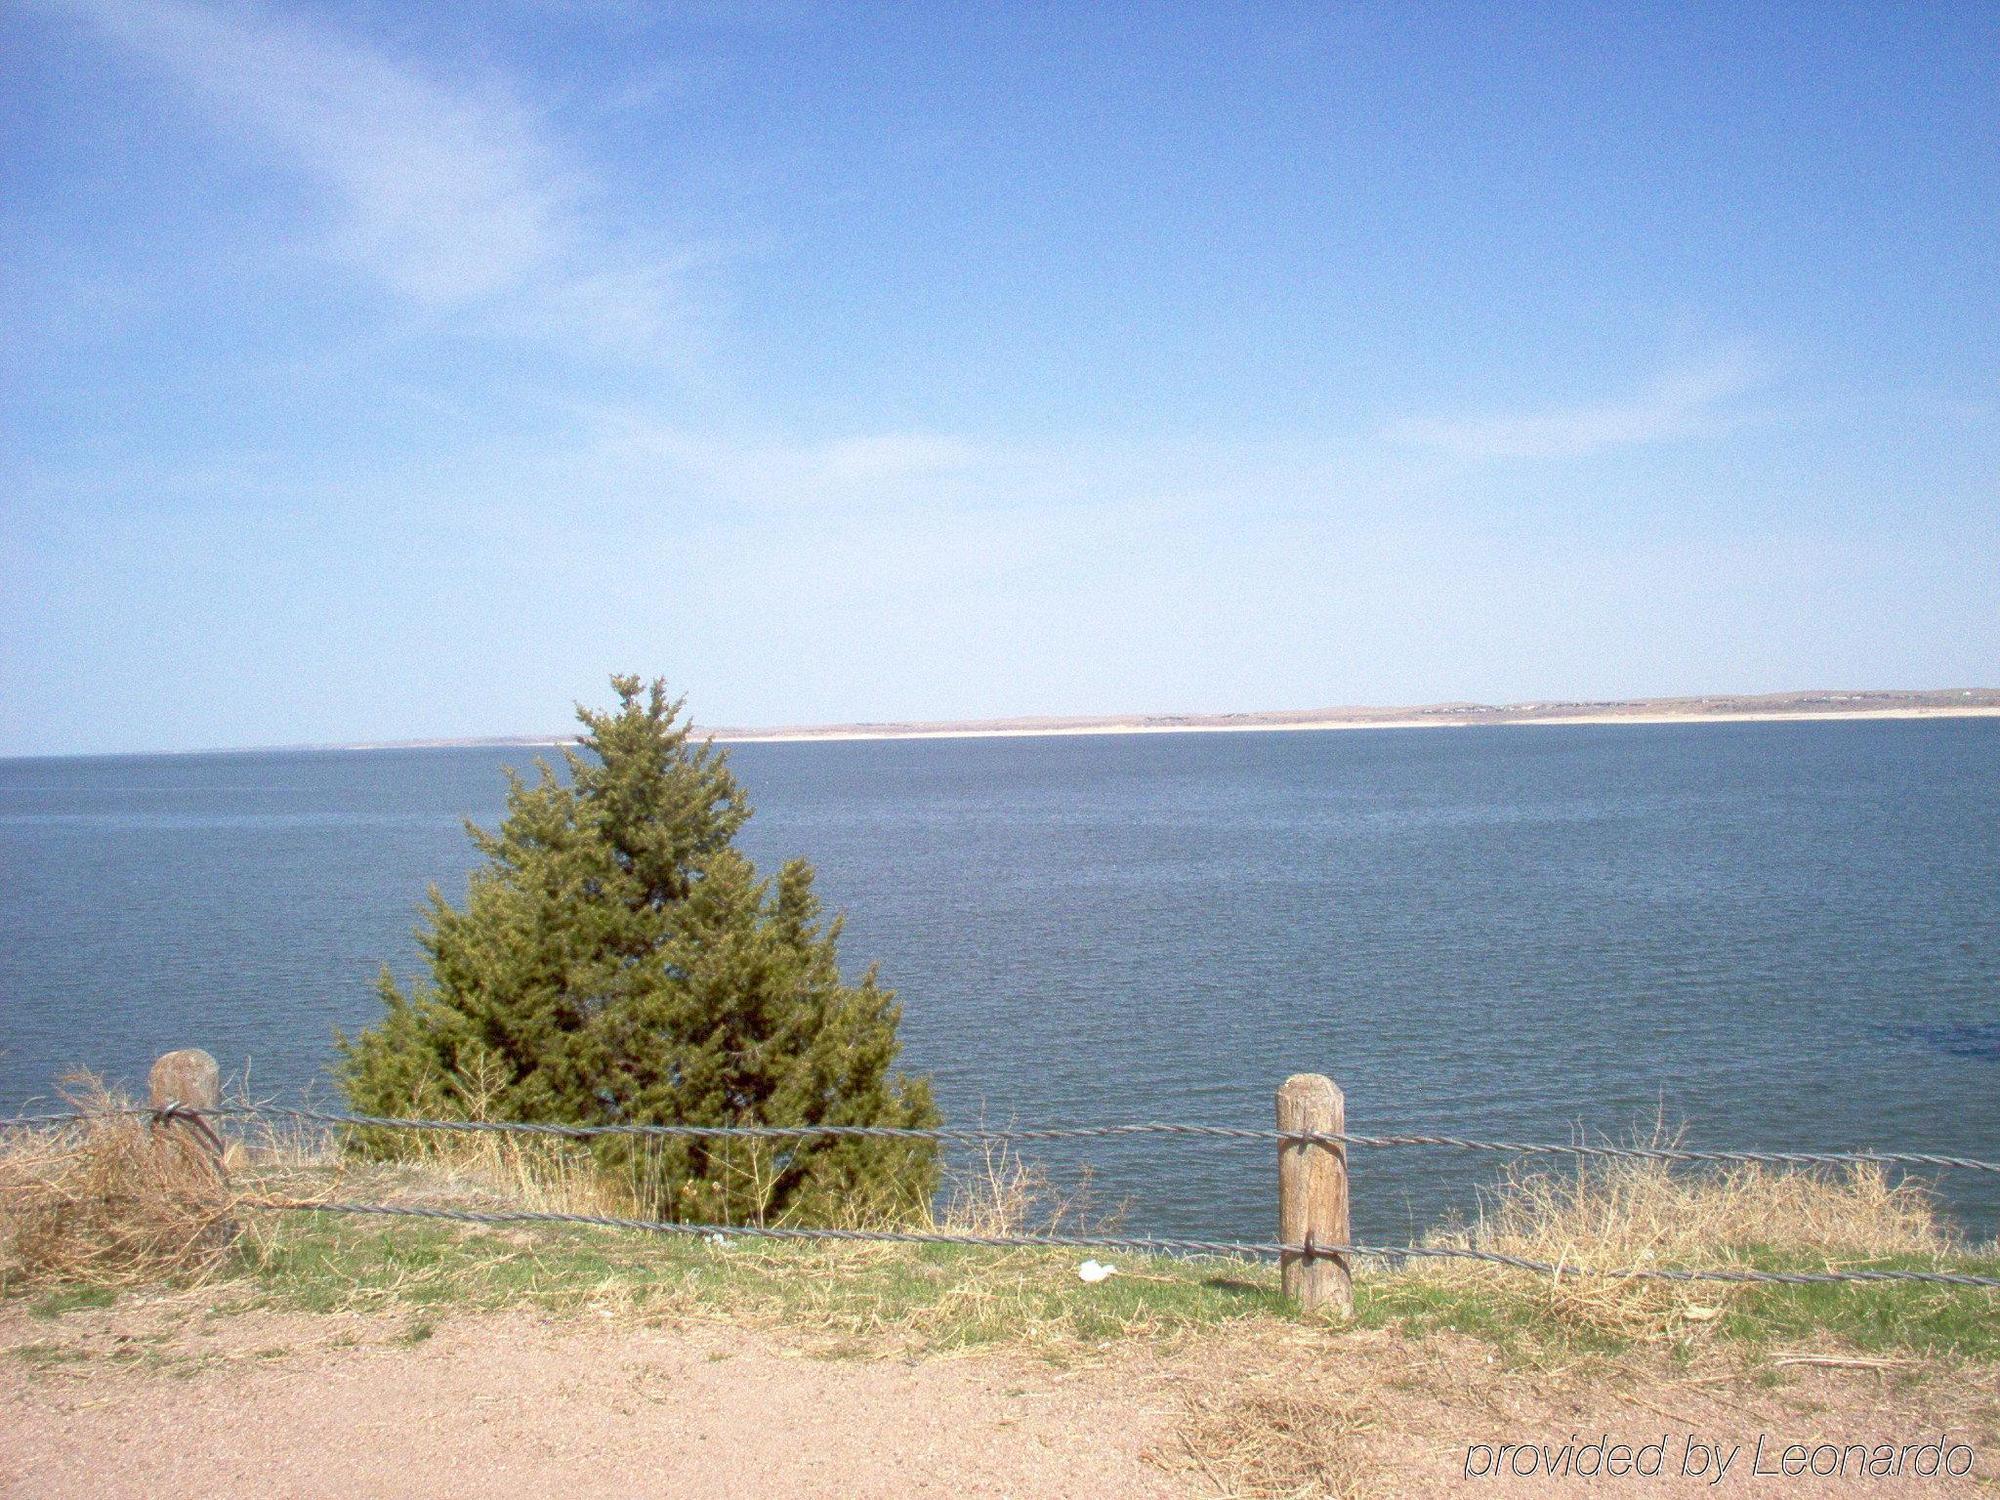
[0,1079,234,1291]
[255,1109,1095,1236]
[932,1135,1114,1238]
[1411,1152,1958,1338]
[0,1077,1124,1340]
[1165,1386,1377,1499]
[324,1125,655,1218]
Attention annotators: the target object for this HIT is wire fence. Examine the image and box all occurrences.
[10,1100,2000,1289]
[14,1102,2000,1174]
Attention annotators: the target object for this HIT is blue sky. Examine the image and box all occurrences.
[2,1,1995,755]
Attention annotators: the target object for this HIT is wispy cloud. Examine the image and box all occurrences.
[567,415,1410,525]
[42,0,692,356]
[1383,358,1765,460]
[581,419,983,506]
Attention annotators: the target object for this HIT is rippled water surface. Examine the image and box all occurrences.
[3,719,1995,1240]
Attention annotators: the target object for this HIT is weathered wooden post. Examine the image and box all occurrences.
[1277,1072,1352,1316]
[148,1048,236,1251]
[148,1049,220,1120]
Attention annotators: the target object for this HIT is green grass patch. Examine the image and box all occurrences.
[1352,1248,2000,1365]
[10,1340,91,1368]
[228,1210,1287,1352]
[29,1286,118,1319]
[1719,1249,2000,1361]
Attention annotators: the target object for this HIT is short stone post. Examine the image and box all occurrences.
[1277,1072,1352,1317]
[148,1048,236,1252]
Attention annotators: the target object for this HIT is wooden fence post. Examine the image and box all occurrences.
[148,1048,236,1251]
[1277,1072,1352,1317]
[148,1048,219,1119]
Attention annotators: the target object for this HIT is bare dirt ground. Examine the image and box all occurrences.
[4,1299,1994,1498]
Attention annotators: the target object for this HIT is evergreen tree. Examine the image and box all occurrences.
[337,676,939,1225]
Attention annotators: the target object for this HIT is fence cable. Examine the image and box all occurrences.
[7,1103,2000,1174]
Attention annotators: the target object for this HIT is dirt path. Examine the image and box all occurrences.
[3,1302,1180,1499]
[4,1300,1995,1498]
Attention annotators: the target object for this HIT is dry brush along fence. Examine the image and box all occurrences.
[9,1050,2000,1314]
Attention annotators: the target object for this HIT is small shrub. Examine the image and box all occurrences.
[336,676,940,1226]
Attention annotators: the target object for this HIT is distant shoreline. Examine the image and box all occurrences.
[335,689,2000,753]
[710,705,2000,745]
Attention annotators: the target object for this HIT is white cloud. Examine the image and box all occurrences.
[43,0,689,355]
[1383,358,1765,460]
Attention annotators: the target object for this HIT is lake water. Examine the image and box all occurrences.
[2,719,1996,1243]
